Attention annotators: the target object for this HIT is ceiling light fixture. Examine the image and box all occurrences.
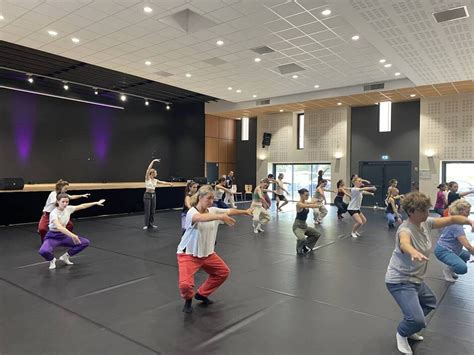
[252,94,257,98]
[337,102,342,106]
[236,89,242,93]
[48,30,58,36]
[227,87,232,90]
[314,84,319,88]
[292,74,299,79]
[27,77,34,84]
[94,88,99,95]
[185,73,191,77]
[351,35,360,41]
[321,9,331,16]
[166,104,170,110]
[254,57,261,63]
[0,14,4,20]
[71,37,80,43]
[145,100,149,106]
[145,60,151,66]
[143,6,153,13]
[63,83,69,90]
[384,63,392,68]
[120,94,127,101]
[394,72,401,76]
[379,59,386,63]
[216,40,224,46]
[410,94,416,97]
[279,109,284,112]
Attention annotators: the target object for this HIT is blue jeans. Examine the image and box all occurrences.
[386,213,398,225]
[434,244,470,274]
[213,199,229,209]
[386,282,437,337]
[433,207,445,216]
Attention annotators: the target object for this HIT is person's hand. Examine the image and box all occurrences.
[468,219,474,232]
[153,158,161,163]
[83,193,90,198]
[411,250,429,262]
[169,183,174,187]
[71,235,81,245]
[96,199,106,206]
[220,214,236,226]
[245,208,254,216]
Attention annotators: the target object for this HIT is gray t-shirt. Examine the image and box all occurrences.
[347,188,363,210]
[385,218,435,284]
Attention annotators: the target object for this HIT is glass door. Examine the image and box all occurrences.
[443,161,474,206]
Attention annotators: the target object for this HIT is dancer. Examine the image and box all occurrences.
[251,179,271,234]
[293,188,321,255]
[264,174,277,208]
[223,171,236,208]
[38,179,90,243]
[385,192,474,354]
[317,169,324,186]
[433,183,447,216]
[38,193,105,270]
[447,181,474,207]
[312,179,332,224]
[275,173,290,212]
[334,180,351,219]
[177,185,253,313]
[386,187,403,229]
[144,159,173,230]
[214,178,235,208]
[347,177,376,238]
[181,181,199,235]
[350,174,371,186]
[434,199,474,282]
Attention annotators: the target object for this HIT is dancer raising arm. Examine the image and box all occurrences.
[347,177,376,238]
[144,159,173,230]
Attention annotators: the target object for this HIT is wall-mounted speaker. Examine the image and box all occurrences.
[0,177,25,190]
[262,132,272,148]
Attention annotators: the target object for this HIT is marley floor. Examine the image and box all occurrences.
[1,203,473,355]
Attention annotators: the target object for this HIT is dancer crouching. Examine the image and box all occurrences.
[385,192,474,354]
[347,177,376,238]
[181,181,199,235]
[38,193,105,270]
[334,180,350,219]
[177,185,253,314]
[293,188,322,255]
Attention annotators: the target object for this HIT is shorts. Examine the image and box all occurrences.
[275,194,287,202]
[348,210,361,216]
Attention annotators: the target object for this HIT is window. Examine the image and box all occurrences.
[241,116,249,141]
[297,113,304,149]
[379,101,392,132]
[442,161,474,207]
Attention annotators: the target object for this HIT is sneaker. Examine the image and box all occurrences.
[388,223,395,229]
[253,227,259,234]
[302,245,312,255]
[257,225,264,232]
[396,332,413,354]
[182,299,193,314]
[195,293,214,305]
[150,225,158,229]
[408,333,424,341]
[142,226,148,230]
[355,231,361,236]
[59,253,74,265]
[443,267,457,282]
[49,258,57,270]
[351,232,358,238]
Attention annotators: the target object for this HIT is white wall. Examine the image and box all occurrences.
[419,93,474,201]
[256,107,351,199]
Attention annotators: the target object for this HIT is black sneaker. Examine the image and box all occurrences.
[182,299,193,313]
[302,246,312,255]
[195,293,214,305]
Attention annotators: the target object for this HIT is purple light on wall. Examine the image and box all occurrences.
[90,106,111,162]
[13,93,37,162]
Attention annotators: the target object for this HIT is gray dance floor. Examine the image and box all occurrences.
[1,204,473,355]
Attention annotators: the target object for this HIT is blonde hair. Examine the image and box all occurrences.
[190,185,215,207]
[449,199,471,216]
[402,192,431,215]
[352,177,361,184]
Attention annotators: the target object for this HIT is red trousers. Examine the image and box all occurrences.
[38,212,73,242]
[177,252,230,300]
[443,209,450,217]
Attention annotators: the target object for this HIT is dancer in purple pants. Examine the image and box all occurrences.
[38,193,106,270]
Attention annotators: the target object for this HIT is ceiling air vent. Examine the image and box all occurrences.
[203,57,227,66]
[155,71,174,77]
[433,6,469,23]
[251,46,275,55]
[256,99,270,106]
[159,9,217,33]
[277,63,305,75]
[364,83,384,91]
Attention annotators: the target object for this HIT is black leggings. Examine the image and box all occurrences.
[334,196,348,216]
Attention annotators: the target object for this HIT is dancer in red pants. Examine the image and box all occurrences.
[177,185,252,313]
[37,179,90,242]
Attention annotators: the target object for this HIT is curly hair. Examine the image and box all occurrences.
[449,199,471,216]
[401,192,431,215]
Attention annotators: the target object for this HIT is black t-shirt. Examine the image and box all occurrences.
[447,192,460,206]
[225,176,234,189]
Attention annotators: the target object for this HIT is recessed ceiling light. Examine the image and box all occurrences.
[166,104,170,110]
[379,59,386,63]
[145,60,151,66]
[27,77,34,84]
[394,72,401,76]
[48,30,58,36]
[252,94,257,98]
[314,85,319,88]
[410,94,416,97]
[321,9,331,16]
[145,100,149,106]
[120,94,127,101]
[227,87,232,90]
[279,109,284,112]
[0,14,5,21]
[185,73,191,77]
[292,74,299,79]
[143,6,153,13]
[63,83,69,90]
[384,63,392,68]
[337,102,342,106]
[254,57,261,63]
[351,35,360,41]
[71,37,80,43]
[94,89,99,95]
[216,40,224,46]
[236,89,242,93]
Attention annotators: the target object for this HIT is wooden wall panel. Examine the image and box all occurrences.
[205,115,219,138]
[218,163,228,178]
[218,139,228,163]
[205,137,218,162]
[218,117,229,139]
[227,140,236,163]
[228,119,236,141]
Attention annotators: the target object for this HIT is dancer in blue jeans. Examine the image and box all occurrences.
[385,192,474,354]
[434,199,474,282]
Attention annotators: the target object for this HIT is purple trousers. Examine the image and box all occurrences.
[38,231,90,261]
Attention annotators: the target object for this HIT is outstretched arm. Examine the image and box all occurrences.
[156,179,173,187]
[399,231,429,262]
[145,159,160,179]
[459,190,474,197]
[432,215,474,230]
[74,199,106,212]
[69,193,90,200]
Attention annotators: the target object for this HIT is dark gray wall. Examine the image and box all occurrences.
[0,88,204,183]
[236,117,257,195]
[350,101,420,183]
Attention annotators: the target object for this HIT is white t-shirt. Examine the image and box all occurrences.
[145,178,157,190]
[276,180,285,195]
[215,188,224,200]
[43,191,71,213]
[177,207,227,258]
[48,206,76,231]
[347,188,363,210]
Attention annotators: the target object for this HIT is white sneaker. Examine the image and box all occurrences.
[443,267,457,282]
[351,232,358,238]
[143,226,148,230]
[150,225,158,229]
[253,227,259,234]
[408,333,424,341]
[396,332,413,354]
[49,258,57,270]
[257,225,264,232]
[355,231,361,236]
[59,253,74,265]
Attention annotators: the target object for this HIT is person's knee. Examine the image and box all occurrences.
[410,316,426,331]
[221,266,230,279]
[81,238,90,247]
[38,247,52,260]
[452,263,468,275]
